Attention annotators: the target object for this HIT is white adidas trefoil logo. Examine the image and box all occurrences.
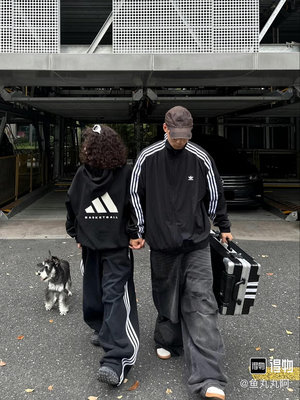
[85,193,118,220]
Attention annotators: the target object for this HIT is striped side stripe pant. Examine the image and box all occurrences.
[82,246,139,384]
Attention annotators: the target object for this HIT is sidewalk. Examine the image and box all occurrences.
[0,190,299,241]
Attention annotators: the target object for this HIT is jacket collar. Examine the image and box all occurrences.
[165,139,187,155]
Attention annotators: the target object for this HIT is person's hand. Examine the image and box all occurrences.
[220,232,233,244]
[77,243,82,249]
[129,238,145,250]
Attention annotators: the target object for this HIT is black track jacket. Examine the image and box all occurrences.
[65,164,136,250]
[130,139,231,252]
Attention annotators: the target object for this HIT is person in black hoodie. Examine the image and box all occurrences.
[129,106,233,400]
[65,124,139,387]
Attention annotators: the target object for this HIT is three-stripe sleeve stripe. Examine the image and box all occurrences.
[130,141,166,237]
[118,282,139,385]
[186,142,219,220]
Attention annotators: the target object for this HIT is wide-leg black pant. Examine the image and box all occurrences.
[150,246,227,397]
[82,246,139,385]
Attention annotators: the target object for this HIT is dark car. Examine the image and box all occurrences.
[193,134,264,207]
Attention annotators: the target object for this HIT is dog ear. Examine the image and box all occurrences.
[52,256,60,265]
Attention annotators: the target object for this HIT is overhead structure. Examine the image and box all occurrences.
[0,0,299,184]
[0,0,299,123]
[113,0,259,53]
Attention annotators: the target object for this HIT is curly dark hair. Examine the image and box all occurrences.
[79,125,128,169]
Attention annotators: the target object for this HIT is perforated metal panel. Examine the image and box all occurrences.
[214,0,259,53]
[0,0,13,52]
[0,0,60,53]
[113,0,259,54]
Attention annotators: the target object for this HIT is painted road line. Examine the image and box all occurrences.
[252,367,300,381]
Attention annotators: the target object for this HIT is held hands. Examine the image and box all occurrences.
[129,238,145,250]
[77,240,144,250]
[220,232,233,244]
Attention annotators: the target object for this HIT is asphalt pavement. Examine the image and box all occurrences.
[0,190,299,400]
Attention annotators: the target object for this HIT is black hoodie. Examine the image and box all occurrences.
[65,164,135,250]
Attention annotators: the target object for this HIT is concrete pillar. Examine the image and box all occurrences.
[53,117,61,179]
[205,118,209,135]
[134,111,142,157]
[217,117,224,137]
[265,118,270,149]
[295,117,300,180]
[39,122,45,151]
[60,118,65,177]
[29,124,34,145]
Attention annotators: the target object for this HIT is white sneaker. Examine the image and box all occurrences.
[156,347,171,360]
[205,386,225,400]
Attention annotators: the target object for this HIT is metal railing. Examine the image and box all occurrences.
[0,152,46,206]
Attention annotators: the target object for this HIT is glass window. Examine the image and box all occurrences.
[16,124,38,150]
[226,126,243,148]
[271,126,289,149]
[248,127,264,149]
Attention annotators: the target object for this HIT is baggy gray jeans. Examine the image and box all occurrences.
[150,245,227,396]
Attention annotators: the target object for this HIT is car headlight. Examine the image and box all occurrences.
[249,174,259,181]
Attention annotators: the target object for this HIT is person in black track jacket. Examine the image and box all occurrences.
[129,106,233,400]
[65,125,139,387]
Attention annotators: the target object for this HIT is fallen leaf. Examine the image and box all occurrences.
[271,304,277,308]
[49,320,54,323]
[269,356,274,360]
[266,273,273,276]
[255,347,261,351]
[17,335,24,340]
[117,396,123,399]
[269,348,274,352]
[286,330,293,335]
[48,385,53,391]
[262,255,269,258]
[128,381,139,391]
[25,389,34,393]
[287,388,294,392]
[123,378,128,384]
[166,388,173,394]
[0,360,6,367]
[87,397,98,400]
